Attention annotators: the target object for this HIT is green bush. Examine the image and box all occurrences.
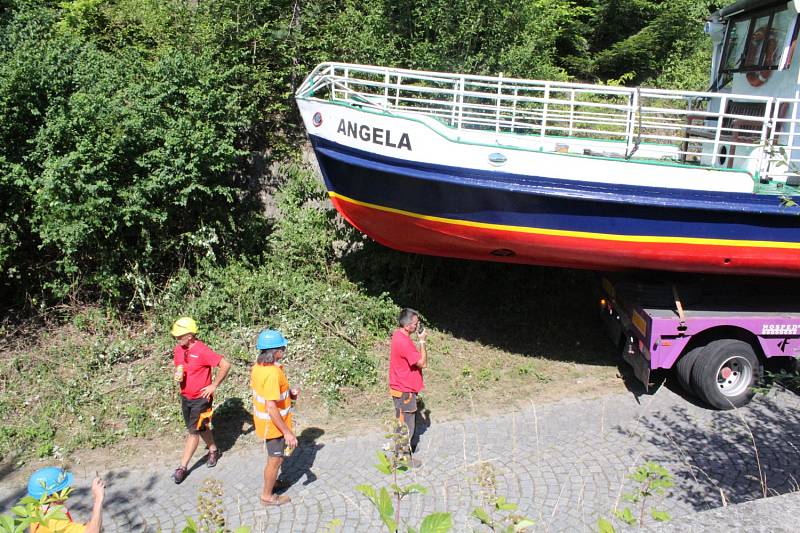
[0,1,296,303]
[313,344,379,404]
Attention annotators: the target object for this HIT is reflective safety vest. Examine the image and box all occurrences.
[251,363,293,440]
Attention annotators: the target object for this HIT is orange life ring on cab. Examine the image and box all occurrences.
[745,27,778,87]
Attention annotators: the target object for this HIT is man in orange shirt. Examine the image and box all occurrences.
[27,467,105,533]
[251,329,299,506]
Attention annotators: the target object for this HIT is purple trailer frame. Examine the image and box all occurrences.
[642,310,800,370]
[600,276,800,399]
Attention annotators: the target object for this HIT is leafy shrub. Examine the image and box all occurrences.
[0,1,295,304]
[313,344,379,404]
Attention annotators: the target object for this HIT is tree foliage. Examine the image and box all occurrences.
[0,0,723,306]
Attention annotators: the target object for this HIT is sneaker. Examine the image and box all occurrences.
[173,466,188,484]
[207,449,221,468]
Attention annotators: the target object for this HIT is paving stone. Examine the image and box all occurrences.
[4,387,800,531]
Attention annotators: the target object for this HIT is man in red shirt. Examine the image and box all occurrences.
[389,308,427,465]
[171,317,232,484]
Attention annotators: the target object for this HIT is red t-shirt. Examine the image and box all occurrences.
[389,329,424,393]
[173,340,222,400]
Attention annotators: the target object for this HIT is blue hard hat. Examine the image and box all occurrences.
[257,329,287,350]
[27,467,73,499]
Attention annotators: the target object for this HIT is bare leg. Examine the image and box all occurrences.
[199,429,218,452]
[262,456,284,501]
[180,433,200,468]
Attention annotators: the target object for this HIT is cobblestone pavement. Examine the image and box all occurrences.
[3,383,800,532]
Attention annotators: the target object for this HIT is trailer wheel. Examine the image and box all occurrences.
[690,339,760,409]
[675,346,704,396]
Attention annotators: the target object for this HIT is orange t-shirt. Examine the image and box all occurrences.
[251,364,293,440]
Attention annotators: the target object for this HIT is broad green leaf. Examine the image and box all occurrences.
[472,507,492,525]
[613,507,635,525]
[497,502,518,511]
[418,512,453,533]
[376,452,393,475]
[514,518,536,531]
[403,484,428,495]
[377,488,396,531]
[377,451,391,466]
[233,528,251,533]
[356,485,377,505]
[651,509,671,522]
[597,517,616,533]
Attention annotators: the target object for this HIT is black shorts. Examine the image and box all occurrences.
[393,391,418,415]
[266,437,286,458]
[181,396,213,434]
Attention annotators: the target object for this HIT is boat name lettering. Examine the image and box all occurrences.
[337,119,412,151]
[761,324,800,335]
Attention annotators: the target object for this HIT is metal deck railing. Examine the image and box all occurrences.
[297,63,800,182]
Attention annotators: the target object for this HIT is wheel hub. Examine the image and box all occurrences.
[716,356,752,397]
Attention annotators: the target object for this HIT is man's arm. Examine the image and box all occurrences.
[414,341,427,369]
[83,477,105,533]
[265,400,298,448]
[200,357,231,398]
[413,330,427,369]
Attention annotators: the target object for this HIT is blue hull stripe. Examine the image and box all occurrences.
[310,136,800,244]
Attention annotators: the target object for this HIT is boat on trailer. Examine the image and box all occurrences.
[296,0,800,277]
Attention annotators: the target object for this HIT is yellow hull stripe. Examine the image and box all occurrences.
[329,191,800,250]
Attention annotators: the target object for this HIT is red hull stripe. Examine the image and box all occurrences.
[330,192,800,275]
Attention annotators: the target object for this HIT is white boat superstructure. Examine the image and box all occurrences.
[297,1,800,196]
[298,62,800,189]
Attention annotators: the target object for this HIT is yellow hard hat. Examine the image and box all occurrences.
[171,317,198,337]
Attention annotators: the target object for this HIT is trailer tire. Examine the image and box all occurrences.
[690,339,760,409]
[676,346,704,396]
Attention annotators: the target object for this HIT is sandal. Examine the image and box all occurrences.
[207,449,221,468]
[173,466,188,484]
[260,495,291,506]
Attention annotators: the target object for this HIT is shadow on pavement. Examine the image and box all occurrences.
[102,470,161,531]
[212,397,254,453]
[277,427,325,491]
[412,397,432,452]
[181,397,254,479]
[621,392,800,511]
